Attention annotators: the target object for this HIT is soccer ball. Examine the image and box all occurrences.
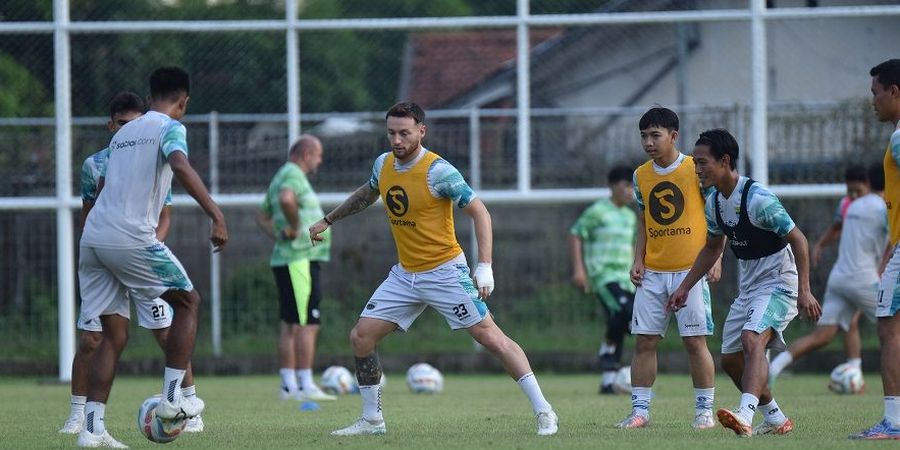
[406,362,444,394]
[321,365,357,395]
[137,395,185,444]
[828,363,864,394]
[612,365,632,394]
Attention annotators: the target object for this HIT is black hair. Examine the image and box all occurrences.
[638,107,679,132]
[385,102,425,124]
[149,67,190,101]
[870,59,900,91]
[607,165,633,185]
[868,161,885,192]
[695,128,739,170]
[844,164,868,183]
[108,91,145,118]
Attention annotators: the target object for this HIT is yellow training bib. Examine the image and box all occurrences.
[379,151,463,272]
[635,156,708,271]
[884,147,900,246]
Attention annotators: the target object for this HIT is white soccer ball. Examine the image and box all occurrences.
[612,365,632,394]
[321,366,357,395]
[828,363,864,394]
[406,362,444,394]
[137,395,185,444]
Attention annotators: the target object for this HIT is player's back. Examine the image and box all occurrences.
[81,111,178,249]
[833,193,888,277]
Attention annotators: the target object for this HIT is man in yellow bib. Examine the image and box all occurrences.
[309,102,558,437]
[616,107,720,430]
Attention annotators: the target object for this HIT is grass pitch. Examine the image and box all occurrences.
[3,373,892,449]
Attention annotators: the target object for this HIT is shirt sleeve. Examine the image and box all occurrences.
[164,188,173,206]
[161,120,189,159]
[833,197,847,224]
[570,203,601,238]
[747,184,796,237]
[891,129,900,167]
[705,192,724,236]
[633,171,644,211]
[80,158,97,203]
[429,158,475,208]
[368,153,387,193]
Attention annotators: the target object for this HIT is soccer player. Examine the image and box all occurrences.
[60,91,202,435]
[770,164,886,386]
[258,134,335,402]
[617,107,718,430]
[668,128,822,437]
[851,58,900,440]
[76,67,227,448]
[569,165,637,394]
[309,102,558,437]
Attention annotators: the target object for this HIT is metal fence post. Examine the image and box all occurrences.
[54,0,75,382]
[750,0,768,185]
[209,112,222,357]
[516,0,531,192]
[468,107,481,262]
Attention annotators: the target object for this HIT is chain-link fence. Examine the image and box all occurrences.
[1,0,899,374]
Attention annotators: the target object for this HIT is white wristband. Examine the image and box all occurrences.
[473,262,494,295]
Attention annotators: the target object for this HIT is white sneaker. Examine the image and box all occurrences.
[280,386,298,400]
[76,430,128,448]
[184,415,205,433]
[156,396,205,420]
[331,417,387,436]
[692,410,716,430]
[536,410,559,436]
[299,385,337,401]
[59,414,84,434]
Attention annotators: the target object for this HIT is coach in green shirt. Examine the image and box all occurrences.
[569,165,637,394]
[258,134,335,402]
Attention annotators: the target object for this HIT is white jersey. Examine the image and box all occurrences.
[81,111,188,249]
[831,193,888,279]
[706,176,798,295]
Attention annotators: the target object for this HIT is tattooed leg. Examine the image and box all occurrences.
[355,351,383,387]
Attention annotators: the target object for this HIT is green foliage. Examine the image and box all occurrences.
[0,52,53,117]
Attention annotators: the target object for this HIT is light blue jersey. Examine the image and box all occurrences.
[706,176,798,295]
[368,149,475,208]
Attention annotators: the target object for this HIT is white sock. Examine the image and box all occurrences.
[695,387,715,414]
[359,384,384,423]
[737,393,759,424]
[280,368,298,394]
[70,395,87,418]
[84,401,105,435]
[182,385,196,399]
[759,399,787,425]
[769,352,793,379]
[886,396,900,427]
[631,387,652,418]
[601,371,617,387]
[163,367,187,403]
[847,358,862,369]
[296,368,314,391]
[598,343,616,356]
[516,372,553,414]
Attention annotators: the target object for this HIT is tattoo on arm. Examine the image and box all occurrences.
[354,351,383,386]
[327,183,379,223]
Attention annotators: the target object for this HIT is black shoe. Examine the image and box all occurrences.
[599,384,615,395]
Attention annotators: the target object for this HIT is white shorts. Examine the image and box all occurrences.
[78,294,173,332]
[631,270,713,337]
[877,246,900,318]
[361,255,489,331]
[721,284,798,354]
[78,243,192,331]
[819,271,878,330]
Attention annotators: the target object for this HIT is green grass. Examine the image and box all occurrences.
[2,373,892,449]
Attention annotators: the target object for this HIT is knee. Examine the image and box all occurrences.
[877,319,896,344]
[167,290,201,311]
[740,334,765,358]
[349,326,375,354]
[106,329,129,352]
[474,328,511,354]
[78,332,103,355]
[682,336,710,355]
[634,335,659,354]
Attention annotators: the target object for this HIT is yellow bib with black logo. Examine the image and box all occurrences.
[379,151,463,272]
[636,156,707,271]
[884,147,900,245]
